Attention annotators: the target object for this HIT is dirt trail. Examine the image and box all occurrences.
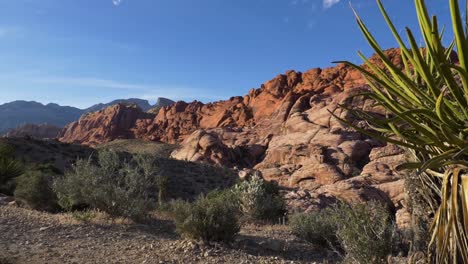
[0,206,334,264]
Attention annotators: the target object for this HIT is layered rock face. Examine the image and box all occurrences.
[60,104,154,146]
[59,49,409,227]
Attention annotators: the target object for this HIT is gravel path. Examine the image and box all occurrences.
[0,206,335,264]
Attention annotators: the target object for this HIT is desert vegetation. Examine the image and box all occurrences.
[0,142,23,195]
[3,0,468,263]
[54,150,157,221]
[332,0,468,262]
[290,201,399,264]
[14,164,61,212]
[171,190,241,242]
[233,172,285,223]
[170,175,286,243]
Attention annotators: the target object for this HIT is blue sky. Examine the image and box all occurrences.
[0,0,452,109]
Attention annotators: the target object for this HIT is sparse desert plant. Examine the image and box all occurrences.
[0,142,23,195]
[14,169,59,212]
[233,173,285,223]
[172,189,240,242]
[53,158,92,210]
[72,209,96,223]
[332,0,468,261]
[156,174,169,207]
[54,150,157,221]
[330,201,395,264]
[137,155,170,207]
[290,201,396,263]
[289,210,338,248]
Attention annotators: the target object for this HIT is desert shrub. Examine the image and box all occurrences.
[233,173,285,223]
[143,154,170,207]
[72,210,96,222]
[290,201,396,263]
[14,170,59,212]
[0,142,23,195]
[289,210,338,247]
[54,150,157,221]
[172,189,240,242]
[156,174,169,207]
[331,201,395,264]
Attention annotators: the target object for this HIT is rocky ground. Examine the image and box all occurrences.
[0,205,336,264]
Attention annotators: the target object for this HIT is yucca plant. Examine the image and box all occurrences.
[331,0,468,263]
[0,142,23,188]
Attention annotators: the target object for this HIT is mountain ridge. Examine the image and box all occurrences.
[0,97,175,135]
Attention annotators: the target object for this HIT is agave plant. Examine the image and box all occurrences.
[331,0,468,262]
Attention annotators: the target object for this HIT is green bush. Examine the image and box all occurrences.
[332,201,395,264]
[54,150,157,221]
[290,201,396,263]
[172,189,240,242]
[289,210,338,248]
[233,173,285,223]
[14,170,59,212]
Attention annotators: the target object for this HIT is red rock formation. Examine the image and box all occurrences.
[59,49,412,227]
[61,49,404,146]
[60,104,154,146]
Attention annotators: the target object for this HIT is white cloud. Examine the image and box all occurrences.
[141,93,224,103]
[112,0,122,6]
[35,77,152,90]
[33,76,225,103]
[323,0,340,9]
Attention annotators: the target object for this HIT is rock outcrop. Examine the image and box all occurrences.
[59,49,411,227]
[60,104,154,146]
[84,98,154,114]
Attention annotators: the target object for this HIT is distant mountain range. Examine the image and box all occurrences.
[0,98,174,135]
[5,123,62,139]
[85,98,153,113]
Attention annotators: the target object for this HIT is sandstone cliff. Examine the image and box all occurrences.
[59,49,410,227]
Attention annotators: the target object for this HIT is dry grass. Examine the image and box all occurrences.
[96,139,176,157]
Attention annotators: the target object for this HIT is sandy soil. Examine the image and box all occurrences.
[0,205,336,264]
